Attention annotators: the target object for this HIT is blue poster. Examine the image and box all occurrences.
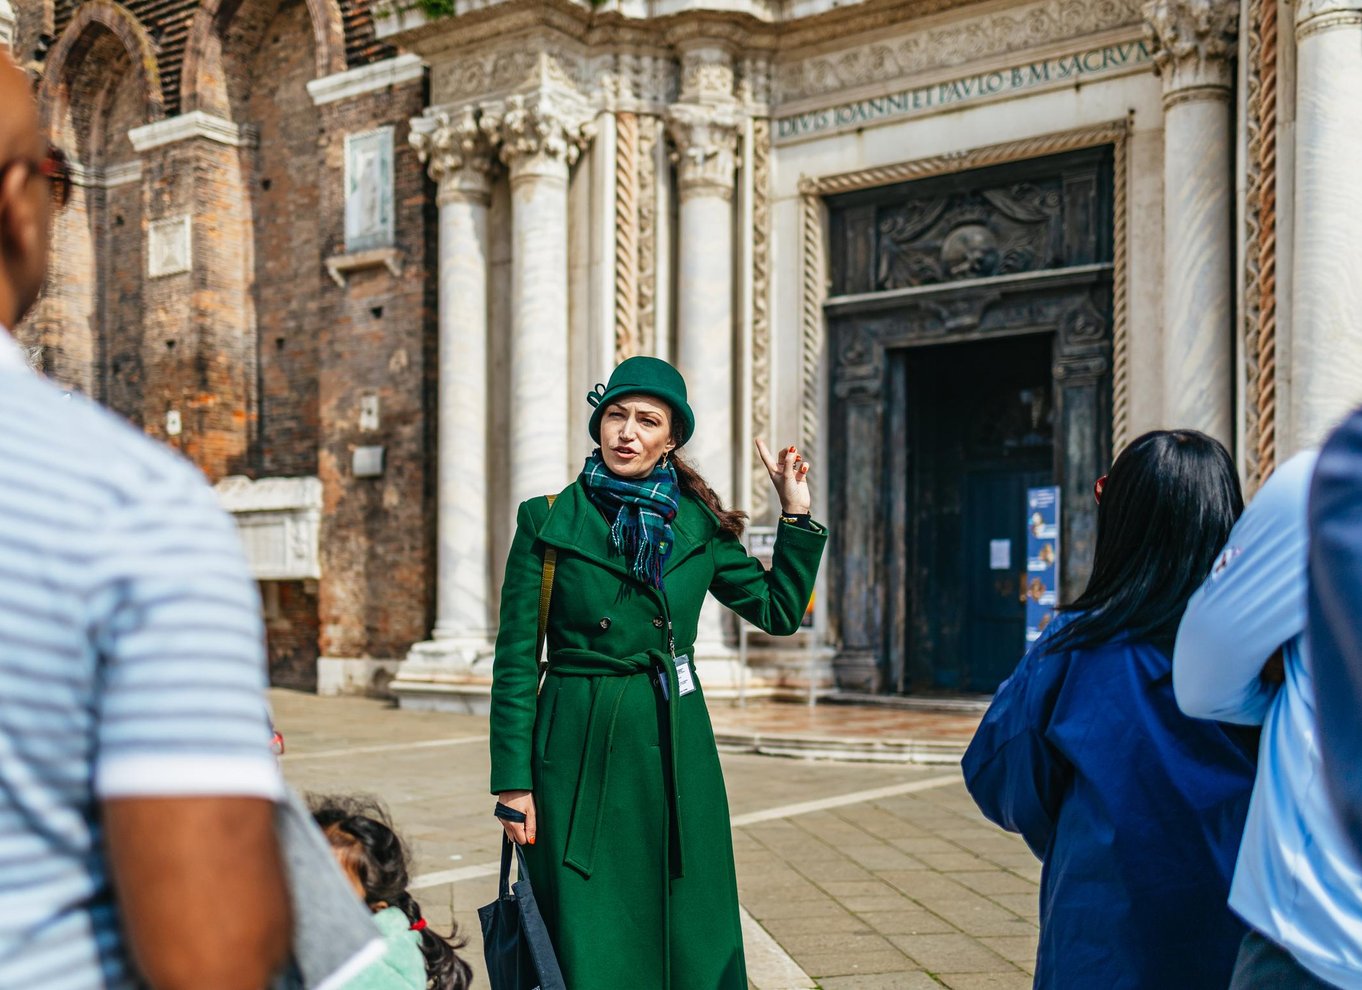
[1025,486,1061,645]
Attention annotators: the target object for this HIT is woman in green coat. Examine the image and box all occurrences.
[490,356,826,990]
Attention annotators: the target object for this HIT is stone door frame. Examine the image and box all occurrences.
[797,120,1131,693]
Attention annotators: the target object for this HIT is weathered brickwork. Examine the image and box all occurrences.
[17,0,433,687]
[315,83,435,662]
[263,580,321,690]
[249,0,322,478]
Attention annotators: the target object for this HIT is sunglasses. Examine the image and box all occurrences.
[1,144,72,211]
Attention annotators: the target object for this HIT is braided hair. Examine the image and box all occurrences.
[311,795,472,990]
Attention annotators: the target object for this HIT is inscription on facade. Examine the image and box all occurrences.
[776,40,1152,143]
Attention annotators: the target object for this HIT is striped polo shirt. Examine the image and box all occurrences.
[0,328,283,988]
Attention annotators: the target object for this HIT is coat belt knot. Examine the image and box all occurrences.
[545,647,688,881]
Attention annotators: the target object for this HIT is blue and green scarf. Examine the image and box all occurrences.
[580,450,680,589]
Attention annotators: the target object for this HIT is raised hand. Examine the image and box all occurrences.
[755,438,812,516]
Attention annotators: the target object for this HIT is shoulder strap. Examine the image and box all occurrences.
[536,495,558,690]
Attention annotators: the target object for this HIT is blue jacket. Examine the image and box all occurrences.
[962,623,1257,989]
[1308,406,1362,858]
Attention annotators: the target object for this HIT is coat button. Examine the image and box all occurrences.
[599,617,612,630]
[652,616,665,628]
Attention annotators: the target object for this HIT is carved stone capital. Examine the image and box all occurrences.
[1143,0,1239,96]
[498,92,594,182]
[666,103,741,200]
[409,106,497,204]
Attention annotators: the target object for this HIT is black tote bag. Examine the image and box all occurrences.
[479,821,566,990]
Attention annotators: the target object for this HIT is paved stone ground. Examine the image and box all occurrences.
[273,690,1038,989]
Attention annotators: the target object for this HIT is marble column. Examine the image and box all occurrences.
[1145,0,1238,447]
[500,93,590,509]
[1291,0,1362,446]
[408,108,497,659]
[667,101,742,502]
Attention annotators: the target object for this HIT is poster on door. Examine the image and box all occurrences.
[1025,486,1061,645]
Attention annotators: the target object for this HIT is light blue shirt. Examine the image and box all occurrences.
[1176,451,1362,988]
[0,327,283,988]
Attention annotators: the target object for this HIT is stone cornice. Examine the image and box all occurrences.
[1143,0,1238,94]
[128,111,258,151]
[308,54,425,106]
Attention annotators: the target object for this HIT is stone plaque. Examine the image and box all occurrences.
[148,215,192,278]
[344,128,395,253]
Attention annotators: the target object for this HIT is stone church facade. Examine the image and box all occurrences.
[5,0,1360,703]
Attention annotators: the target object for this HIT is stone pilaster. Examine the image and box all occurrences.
[1144,0,1238,446]
[668,47,743,667]
[500,92,592,512]
[1290,0,1362,446]
[406,106,498,667]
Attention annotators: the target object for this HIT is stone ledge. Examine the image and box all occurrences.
[390,678,494,715]
[325,247,403,287]
[714,731,966,765]
[307,54,425,106]
[129,111,259,151]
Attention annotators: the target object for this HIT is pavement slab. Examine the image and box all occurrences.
[271,690,1038,990]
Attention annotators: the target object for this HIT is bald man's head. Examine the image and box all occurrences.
[0,48,51,329]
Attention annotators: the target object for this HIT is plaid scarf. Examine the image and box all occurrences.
[580,450,680,589]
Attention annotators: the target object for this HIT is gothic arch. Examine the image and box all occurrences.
[179,0,345,116]
[37,0,165,133]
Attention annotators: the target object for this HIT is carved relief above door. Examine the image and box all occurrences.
[876,181,1066,289]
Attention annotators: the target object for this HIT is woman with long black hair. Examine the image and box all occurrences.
[963,430,1258,990]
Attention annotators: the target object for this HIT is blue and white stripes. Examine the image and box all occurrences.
[0,331,282,988]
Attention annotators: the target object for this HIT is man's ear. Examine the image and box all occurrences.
[0,162,38,256]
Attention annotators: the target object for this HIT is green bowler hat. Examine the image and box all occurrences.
[587,356,696,446]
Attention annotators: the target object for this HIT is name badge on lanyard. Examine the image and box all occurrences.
[673,654,696,697]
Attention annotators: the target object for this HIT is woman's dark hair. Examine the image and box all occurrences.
[311,795,472,990]
[671,423,748,539]
[1044,429,1243,657]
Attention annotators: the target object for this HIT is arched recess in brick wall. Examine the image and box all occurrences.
[29,1,162,405]
[179,0,344,116]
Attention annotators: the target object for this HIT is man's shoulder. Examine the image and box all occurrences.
[3,373,213,511]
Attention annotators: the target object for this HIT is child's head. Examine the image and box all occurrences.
[310,795,471,990]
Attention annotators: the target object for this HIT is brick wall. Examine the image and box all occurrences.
[263,580,321,689]
[22,0,437,683]
[248,0,321,478]
[315,80,435,662]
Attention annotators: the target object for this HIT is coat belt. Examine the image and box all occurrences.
[545,647,686,881]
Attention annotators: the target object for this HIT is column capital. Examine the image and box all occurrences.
[497,92,594,183]
[1297,0,1362,36]
[1143,0,1239,98]
[666,102,742,201]
[409,106,497,204]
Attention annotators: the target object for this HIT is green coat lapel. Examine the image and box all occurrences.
[535,479,718,584]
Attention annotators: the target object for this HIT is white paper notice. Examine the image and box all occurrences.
[989,539,1012,570]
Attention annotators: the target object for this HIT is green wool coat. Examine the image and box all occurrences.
[489,480,827,990]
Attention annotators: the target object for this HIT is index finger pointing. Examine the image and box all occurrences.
[754,438,780,473]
